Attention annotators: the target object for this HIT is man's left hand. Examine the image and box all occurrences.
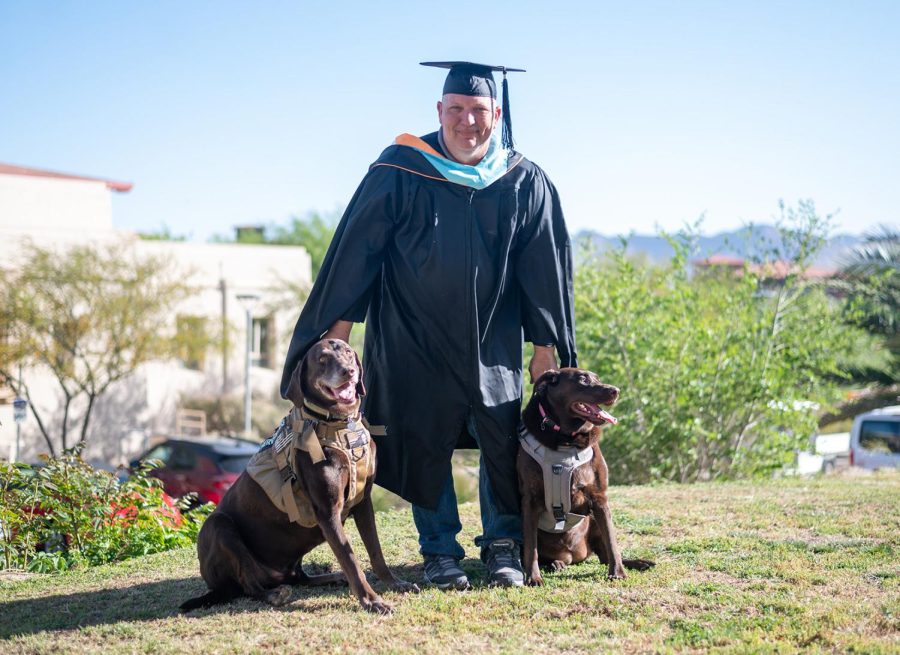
[529,345,558,383]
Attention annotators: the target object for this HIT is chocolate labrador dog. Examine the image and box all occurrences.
[181,338,417,614]
[517,368,655,586]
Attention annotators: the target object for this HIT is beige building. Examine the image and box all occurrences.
[0,163,311,464]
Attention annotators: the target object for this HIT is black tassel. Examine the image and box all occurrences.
[501,71,514,150]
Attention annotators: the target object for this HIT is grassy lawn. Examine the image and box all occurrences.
[1,472,898,654]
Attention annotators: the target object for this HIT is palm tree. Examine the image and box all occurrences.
[842,225,899,336]
[835,225,899,388]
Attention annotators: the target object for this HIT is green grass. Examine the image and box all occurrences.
[2,472,898,654]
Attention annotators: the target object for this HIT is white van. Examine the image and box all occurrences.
[849,405,900,470]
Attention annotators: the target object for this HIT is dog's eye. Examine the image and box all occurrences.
[579,375,589,385]
[319,356,327,364]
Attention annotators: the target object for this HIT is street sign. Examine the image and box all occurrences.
[13,397,27,423]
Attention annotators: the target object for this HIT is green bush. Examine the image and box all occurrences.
[574,211,861,483]
[0,444,211,572]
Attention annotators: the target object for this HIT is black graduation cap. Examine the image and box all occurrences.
[420,61,526,150]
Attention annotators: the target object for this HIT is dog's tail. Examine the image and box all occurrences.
[180,587,241,612]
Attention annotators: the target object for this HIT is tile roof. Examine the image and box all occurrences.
[0,162,132,192]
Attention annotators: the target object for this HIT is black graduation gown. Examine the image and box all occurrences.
[280,131,577,514]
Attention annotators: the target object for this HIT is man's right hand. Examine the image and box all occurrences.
[323,320,353,343]
[529,345,558,383]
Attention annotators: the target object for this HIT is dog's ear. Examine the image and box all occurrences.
[284,354,309,407]
[534,369,560,395]
[353,349,366,397]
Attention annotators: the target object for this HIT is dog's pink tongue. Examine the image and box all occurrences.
[334,381,356,403]
[598,409,618,425]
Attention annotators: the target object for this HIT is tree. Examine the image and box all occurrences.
[244,212,368,352]
[0,241,202,455]
[136,224,188,242]
[574,202,862,483]
[268,213,337,280]
[839,225,899,384]
[211,212,339,323]
[216,212,338,281]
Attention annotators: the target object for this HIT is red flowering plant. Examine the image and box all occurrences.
[0,444,211,572]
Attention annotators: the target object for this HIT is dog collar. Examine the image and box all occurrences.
[537,400,618,436]
[302,398,358,422]
[539,401,579,437]
[538,402,560,432]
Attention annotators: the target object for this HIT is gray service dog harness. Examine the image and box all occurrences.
[517,422,594,533]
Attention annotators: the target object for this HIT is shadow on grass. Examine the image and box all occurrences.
[0,563,427,638]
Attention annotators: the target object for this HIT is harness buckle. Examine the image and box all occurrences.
[551,464,563,475]
[552,505,566,521]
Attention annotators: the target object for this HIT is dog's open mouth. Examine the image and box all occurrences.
[323,374,358,404]
[571,402,618,425]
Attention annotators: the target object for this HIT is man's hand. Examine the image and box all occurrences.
[529,345,558,383]
[323,320,353,343]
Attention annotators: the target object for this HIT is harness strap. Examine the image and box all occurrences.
[294,406,326,463]
[271,423,304,524]
[280,478,302,524]
[362,417,387,436]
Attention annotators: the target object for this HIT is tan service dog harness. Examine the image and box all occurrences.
[518,422,593,533]
[247,401,376,528]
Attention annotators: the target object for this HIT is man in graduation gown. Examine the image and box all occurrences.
[281,61,576,588]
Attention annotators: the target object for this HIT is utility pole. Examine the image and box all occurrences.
[236,293,260,437]
[219,277,228,394]
[13,365,26,462]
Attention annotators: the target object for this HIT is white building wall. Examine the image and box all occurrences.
[0,169,312,465]
[0,174,116,250]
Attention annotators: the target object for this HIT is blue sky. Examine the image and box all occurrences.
[1,1,898,241]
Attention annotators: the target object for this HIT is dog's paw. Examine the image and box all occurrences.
[549,560,567,573]
[390,580,420,594]
[607,565,627,580]
[526,574,544,587]
[361,596,394,615]
[623,558,656,571]
[264,585,292,607]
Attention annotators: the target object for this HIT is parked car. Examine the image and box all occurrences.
[814,432,851,473]
[788,450,826,476]
[849,406,900,470]
[785,431,851,476]
[130,436,259,505]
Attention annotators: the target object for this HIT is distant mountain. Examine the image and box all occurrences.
[578,225,862,269]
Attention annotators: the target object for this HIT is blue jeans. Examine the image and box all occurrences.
[412,414,522,559]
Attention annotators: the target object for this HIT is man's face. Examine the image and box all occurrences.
[437,93,502,165]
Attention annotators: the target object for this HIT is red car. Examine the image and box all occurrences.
[131,436,258,505]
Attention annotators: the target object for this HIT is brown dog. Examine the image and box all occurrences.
[517,368,655,586]
[180,339,417,614]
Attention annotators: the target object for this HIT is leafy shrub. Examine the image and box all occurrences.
[0,444,212,572]
[575,209,861,483]
[0,463,40,570]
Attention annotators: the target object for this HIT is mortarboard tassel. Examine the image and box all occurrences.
[501,70,514,150]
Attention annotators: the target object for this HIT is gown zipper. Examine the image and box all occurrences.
[465,188,476,409]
